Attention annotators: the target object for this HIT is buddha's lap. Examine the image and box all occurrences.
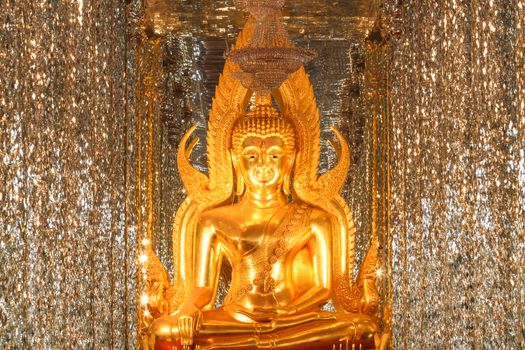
[198,311,378,339]
[153,309,379,349]
[199,309,378,331]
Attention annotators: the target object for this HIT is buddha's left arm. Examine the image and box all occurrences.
[288,211,332,313]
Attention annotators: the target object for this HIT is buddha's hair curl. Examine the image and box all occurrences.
[231,117,296,155]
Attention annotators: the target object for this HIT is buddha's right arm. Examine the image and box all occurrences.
[189,220,222,309]
[170,218,220,347]
[184,287,214,309]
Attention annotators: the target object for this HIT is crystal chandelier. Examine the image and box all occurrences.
[233,0,285,18]
[226,0,317,94]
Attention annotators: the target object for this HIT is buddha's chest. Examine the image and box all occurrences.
[227,221,281,256]
[222,203,313,299]
[221,206,312,297]
[222,204,311,259]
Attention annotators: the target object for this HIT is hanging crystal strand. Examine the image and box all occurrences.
[516,1,525,348]
[389,1,410,347]
[417,0,442,347]
[0,2,27,347]
[439,1,471,347]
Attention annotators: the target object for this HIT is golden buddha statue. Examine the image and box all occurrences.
[140,18,389,350]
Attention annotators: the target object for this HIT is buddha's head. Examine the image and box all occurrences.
[230,99,296,197]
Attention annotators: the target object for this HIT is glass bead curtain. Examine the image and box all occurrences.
[0,1,139,348]
[1,0,524,349]
[387,0,525,348]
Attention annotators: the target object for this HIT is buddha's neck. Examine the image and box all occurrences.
[241,189,287,209]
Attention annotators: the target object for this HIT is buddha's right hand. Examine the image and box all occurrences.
[176,301,203,347]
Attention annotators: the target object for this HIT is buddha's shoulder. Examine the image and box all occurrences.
[196,203,243,227]
[294,202,336,225]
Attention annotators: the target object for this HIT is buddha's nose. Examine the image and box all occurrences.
[257,154,267,165]
[254,166,274,181]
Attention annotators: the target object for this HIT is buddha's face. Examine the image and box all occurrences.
[235,135,293,194]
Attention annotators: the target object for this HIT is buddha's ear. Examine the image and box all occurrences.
[230,150,245,196]
[287,151,297,173]
[230,149,237,167]
[288,152,296,167]
[283,152,296,196]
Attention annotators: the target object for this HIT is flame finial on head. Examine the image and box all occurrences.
[247,94,279,118]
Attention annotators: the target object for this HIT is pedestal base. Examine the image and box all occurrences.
[154,339,377,350]
[155,340,184,350]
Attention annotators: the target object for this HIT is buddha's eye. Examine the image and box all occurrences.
[267,146,284,160]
